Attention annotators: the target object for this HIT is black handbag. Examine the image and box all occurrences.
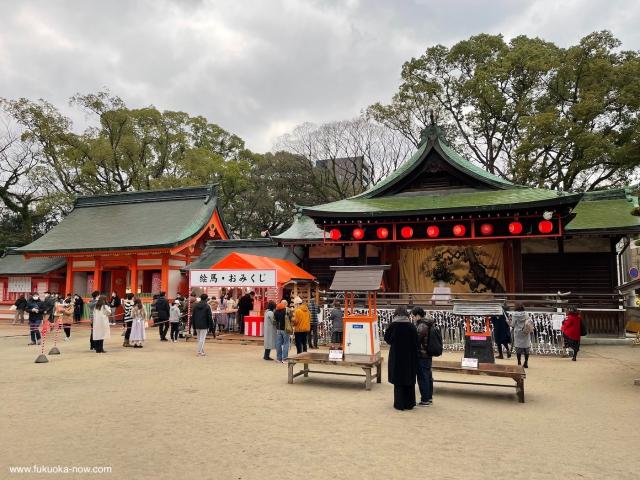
[580,319,588,337]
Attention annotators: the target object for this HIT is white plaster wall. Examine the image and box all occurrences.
[168,270,182,298]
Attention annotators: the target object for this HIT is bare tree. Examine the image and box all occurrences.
[0,115,44,243]
[275,117,414,202]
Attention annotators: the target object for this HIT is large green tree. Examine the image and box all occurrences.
[368,31,640,190]
[1,92,324,239]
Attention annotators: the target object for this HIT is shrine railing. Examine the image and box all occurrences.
[317,290,627,355]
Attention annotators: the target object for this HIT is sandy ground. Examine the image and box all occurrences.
[1,323,639,480]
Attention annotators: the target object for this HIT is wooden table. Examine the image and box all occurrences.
[432,360,527,403]
[287,352,383,390]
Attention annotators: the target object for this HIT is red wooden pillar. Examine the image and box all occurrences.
[65,257,73,297]
[130,255,138,294]
[161,254,169,294]
[93,257,102,293]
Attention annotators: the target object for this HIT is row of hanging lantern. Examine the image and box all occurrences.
[328,218,555,241]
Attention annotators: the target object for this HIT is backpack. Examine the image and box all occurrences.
[523,319,534,335]
[580,319,588,337]
[284,310,294,335]
[425,324,443,357]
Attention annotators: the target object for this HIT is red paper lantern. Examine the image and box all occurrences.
[479,223,494,236]
[400,226,414,239]
[538,220,553,234]
[452,224,466,237]
[352,227,365,240]
[426,225,440,238]
[376,227,389,239]
[509,221,523,235]
[329,228,341,241]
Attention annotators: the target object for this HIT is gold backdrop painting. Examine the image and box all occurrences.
[399,243,506,293]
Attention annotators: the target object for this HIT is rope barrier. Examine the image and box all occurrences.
[35,320,48,363]
[48,314,62,355]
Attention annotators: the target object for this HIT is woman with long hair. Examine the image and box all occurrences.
[92,295,111,354]
[129,298,147,348]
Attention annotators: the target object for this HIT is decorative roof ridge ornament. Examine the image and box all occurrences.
[419,109,443,145]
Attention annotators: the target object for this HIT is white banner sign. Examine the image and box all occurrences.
[189,269,277,288]
[8,276,31,293]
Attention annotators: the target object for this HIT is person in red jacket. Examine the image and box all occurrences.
[561,307,583,361]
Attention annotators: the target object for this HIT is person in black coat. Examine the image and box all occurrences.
[491,314,511,359]
[191,294,213,356]
[155,292,171,341]
[384,306,419,411]
[27,294,45,345]
[236,291,255,334]
[13,294,28,324]
[73,294,84,323]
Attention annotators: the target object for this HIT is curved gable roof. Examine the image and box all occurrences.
[17,185,229,254]
[352,126,513,200]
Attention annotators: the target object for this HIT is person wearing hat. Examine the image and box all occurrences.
[292,296,311,354]
[169,299,182,343]
[274,300,291,363]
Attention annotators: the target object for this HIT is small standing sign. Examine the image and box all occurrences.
[329,349,344,361]
[461,357,479,369]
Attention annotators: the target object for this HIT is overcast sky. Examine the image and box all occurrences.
[1,0,639,152]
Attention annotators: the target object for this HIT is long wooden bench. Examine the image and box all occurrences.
[432,360,527,403]
[287,352,383,390]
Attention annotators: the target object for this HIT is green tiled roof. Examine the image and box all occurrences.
[273,215,324,241]
[186,239,303,270]
[304,188,579,218]
[566,195,640,232]
[17,186,225,254]
[352,127,513,200]
[437,138,513,188]
[0,252,66,275]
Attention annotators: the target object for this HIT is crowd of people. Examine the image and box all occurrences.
[384,304,586,411]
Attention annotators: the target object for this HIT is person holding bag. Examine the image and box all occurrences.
[510,304,533,368]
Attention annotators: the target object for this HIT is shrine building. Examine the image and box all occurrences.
[11,186,229,300]
[276,125,640,305]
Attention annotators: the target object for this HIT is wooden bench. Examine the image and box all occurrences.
[287,352,383,390]
[432,360,527,403]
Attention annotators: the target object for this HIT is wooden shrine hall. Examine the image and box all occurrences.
[276,124,640,299]
[13,186,229,300]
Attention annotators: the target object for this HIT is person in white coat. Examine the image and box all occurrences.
[92,296,112,354]
[263,301,277,361]
[129,298,147,348]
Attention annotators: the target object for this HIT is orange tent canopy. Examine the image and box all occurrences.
[209,252,315,285]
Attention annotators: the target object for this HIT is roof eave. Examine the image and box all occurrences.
[303,195,581,219]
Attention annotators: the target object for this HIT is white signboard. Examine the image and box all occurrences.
[189,269,277,288]
[552,314,565,330]
[8,276,31,293]
[461,357,479,369]
[329,349,344,360]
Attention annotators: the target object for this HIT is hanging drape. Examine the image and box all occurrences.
[399,243,506,293]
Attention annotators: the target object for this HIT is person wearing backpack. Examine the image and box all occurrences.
[561,306,584,361]
[413,307,442,407]
[510,304,533,368]
[274,301,290,363]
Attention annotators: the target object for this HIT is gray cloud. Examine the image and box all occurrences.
[1,0,639,152]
